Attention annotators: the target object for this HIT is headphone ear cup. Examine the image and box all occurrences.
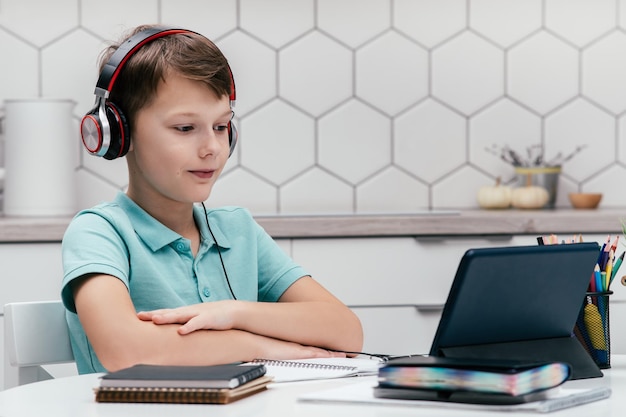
[80,107,104,156]
[228,121,238,157]
[103,102,130,160]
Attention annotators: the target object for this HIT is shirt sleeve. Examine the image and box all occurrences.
[61,209,131,313]
[253,220,309,302]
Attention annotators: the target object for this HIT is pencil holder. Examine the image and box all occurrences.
[574,291,612,369]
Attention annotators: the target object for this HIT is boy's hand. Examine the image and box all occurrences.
[137,301,238,334]
[257,342,348,361]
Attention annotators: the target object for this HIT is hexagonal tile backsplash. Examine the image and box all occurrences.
[2,0,626,215]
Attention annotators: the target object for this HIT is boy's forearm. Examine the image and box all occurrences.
[97,322,349,372]
[232,300,363,353]
[96,324,261,371]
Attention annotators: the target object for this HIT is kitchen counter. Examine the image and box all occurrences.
[0,209,624,242]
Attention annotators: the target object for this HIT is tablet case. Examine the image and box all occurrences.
[377,356,571,398]
[429,242,602,380]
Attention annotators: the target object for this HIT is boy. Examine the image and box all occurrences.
[62,24,363,373]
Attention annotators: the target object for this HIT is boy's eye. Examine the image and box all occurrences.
[214,124,228,132]
[176,125,194,132]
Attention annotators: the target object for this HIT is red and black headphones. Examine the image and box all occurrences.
[80,26,238,160]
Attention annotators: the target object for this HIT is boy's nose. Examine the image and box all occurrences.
[198,130,221,156]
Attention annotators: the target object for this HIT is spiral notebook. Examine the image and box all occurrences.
[95,375,273,404]
[247,357,383,383]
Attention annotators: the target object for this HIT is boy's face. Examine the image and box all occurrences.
[127,71,232,205]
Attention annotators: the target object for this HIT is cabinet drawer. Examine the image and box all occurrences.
[0,243,63,308]
[351,305,443,356]
[291,237,519,306]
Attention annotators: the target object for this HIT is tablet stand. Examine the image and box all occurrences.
[437,336,602,380]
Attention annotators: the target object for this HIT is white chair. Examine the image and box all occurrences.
[4,300,75,389]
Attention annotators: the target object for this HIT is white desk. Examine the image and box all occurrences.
[0,357,624,417]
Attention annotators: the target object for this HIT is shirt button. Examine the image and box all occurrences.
[176,243,185,251]
[203,287,211,297]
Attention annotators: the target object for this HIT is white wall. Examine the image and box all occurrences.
[2,0,626,215]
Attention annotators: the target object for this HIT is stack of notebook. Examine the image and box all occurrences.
[94,363,272,404]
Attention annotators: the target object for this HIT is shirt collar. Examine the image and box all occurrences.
[114,192,231,251]
[193,203,231,250]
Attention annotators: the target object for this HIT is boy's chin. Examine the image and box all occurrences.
[190,192,213,204]
[186,187,214,203]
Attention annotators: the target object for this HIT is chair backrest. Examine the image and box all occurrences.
[4,300,75,388]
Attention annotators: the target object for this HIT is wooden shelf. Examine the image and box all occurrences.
[0,209,623,242]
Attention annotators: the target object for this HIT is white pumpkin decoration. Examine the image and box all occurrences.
[511,173,549,209]
[477,177,512,209]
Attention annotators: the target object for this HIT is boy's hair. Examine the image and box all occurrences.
[99,24,232,129]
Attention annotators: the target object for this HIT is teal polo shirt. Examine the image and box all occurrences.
[61,192,308,374]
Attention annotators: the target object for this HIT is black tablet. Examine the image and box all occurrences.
[428,242,602,379]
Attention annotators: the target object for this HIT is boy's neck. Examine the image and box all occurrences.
[125,190,198,238]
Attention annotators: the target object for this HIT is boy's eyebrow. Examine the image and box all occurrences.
[172,109,233,119]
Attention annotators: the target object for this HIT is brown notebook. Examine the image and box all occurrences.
[94,375,273,404]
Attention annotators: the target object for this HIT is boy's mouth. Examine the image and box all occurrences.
[190,170,215,179]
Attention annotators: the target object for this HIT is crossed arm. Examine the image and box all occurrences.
[73,274,363,372]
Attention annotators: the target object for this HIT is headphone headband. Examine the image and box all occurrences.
[95,27,236,106]
[95,27,191,97]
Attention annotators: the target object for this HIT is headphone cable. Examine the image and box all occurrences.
[201,202,237,300]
